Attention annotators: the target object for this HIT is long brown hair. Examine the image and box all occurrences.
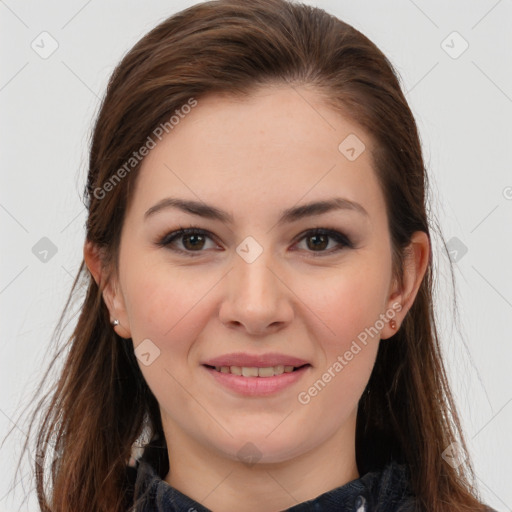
[7,0,488,510]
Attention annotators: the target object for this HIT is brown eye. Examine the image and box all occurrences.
[182,233,206,250]
[158,226,352,257]
[305,233,329,251]
[158,227,219,255]
[295,228,353,255]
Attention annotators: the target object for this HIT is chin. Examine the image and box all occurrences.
[209,430,312,466]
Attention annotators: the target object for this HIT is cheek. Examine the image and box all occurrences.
[295,258,389,402]
[307,262,390,348]
[122,255,217,344]
[121,261,217,409]
[296,271,385,418]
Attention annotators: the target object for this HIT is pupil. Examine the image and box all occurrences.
[184,234,204,250]
[307,234,328,251]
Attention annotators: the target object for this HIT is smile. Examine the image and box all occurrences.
[202,364,311,396]
[207,364,307,377]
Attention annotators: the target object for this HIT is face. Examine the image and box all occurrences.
[101,85,405,466]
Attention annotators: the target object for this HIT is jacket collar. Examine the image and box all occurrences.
[129,456,415,511]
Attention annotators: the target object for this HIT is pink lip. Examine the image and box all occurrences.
[201,352,310,368]
[203,364,311,396]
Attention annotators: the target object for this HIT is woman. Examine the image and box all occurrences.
[14,0,497,510]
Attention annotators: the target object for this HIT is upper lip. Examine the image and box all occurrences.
[202,352,310,368]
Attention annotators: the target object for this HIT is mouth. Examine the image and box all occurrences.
[202,363,311,396]
[203,363,311,377]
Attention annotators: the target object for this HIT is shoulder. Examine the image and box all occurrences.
[360,461,498,512]
[124,458,212,512]
[359,460,417,511]
[125,458,414,512]
[123,456,498,512]
[124,462,139,506]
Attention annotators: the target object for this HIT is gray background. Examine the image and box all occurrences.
[1,0,511,510]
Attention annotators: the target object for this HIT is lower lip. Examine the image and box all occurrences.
[203,365,310,396]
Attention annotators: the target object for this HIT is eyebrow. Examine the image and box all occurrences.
[144,196,368,225]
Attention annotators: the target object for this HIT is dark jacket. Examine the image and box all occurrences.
[124,445,496,512]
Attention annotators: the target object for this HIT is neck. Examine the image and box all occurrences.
[163,414,359,512]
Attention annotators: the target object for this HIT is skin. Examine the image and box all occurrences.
[84,84,429,512]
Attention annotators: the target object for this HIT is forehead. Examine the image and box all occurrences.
[126,85,385,225]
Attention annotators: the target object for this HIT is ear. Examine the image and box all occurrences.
[380,231,430,340]
[83,240,132,339]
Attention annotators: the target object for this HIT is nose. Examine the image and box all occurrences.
[218,246,294,336]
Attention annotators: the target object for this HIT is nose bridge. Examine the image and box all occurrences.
[232,240,278,306]
[219,236,292,332]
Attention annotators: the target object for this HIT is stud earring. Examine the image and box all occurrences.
[389,319,397,330]
[111,319,120,327]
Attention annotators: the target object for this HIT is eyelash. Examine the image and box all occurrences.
[156,225,354,257]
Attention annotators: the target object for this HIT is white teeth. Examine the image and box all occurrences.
[230,366,242,375]
[213,364,299,377]
[258,366,276,377]
[274,365,285,375]
[242,366,259,377]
